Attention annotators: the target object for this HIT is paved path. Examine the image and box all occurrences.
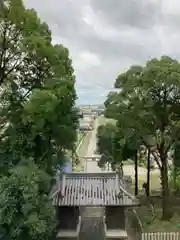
[83,118,113,173]
[84,118,103,172]
[83,117,160,180]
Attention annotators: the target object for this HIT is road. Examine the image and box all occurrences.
[81,118,147,174]
[82,117,113,173]
[82,117,143,174]
[84,118,103,172]
[79,117,160,183]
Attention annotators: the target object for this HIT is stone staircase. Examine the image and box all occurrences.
[78,206,105,240]
[78,217,105,240]
[78,207,128,240]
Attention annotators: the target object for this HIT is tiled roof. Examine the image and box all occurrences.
[52,172,139,206]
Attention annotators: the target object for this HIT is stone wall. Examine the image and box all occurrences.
[105,206,125,229]
[56,206,79,230]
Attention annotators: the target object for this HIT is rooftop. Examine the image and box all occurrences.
[52,172,139,207]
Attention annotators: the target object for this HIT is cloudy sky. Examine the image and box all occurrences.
[24,0,180,105]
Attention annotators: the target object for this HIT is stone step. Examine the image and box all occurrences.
[105,229,128,239]
[79,217,105,240]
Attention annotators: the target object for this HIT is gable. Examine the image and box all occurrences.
[52,172,139,206]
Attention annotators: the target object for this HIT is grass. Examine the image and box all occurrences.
[125,168,180,232]
[76,132,85,146]
[138,172,161,191]
[73,131,93,172]
[133,171,180,232]
[98,116,116,125]
[76,131,92,157]
[123,159,134,165]
[137,196,180,232]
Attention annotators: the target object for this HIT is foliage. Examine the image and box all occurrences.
[137,203,180,232]
[96,122,138,170]
[97,123,116,156]
[72,151,80,169]
[0,0,78,238]
[0,0,78,174]
[104,56,180,219]
[169,168,180,195]
[96,123,117,168]
[0,161,55,240]
[104,92,120,119]
[173,140,180,169]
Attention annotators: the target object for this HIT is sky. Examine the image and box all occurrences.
[24,0,180,105]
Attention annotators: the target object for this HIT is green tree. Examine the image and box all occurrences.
[0,0,79,238]
[0,0,78,174]
[115,124,141,195]
[21,78,78,174]
[105,56,180,219]
[96,122,139,195]
[96,123,117,169]
[0,161,55,240]
[104,92,120,119]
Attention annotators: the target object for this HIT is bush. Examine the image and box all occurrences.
[169,168,180,195]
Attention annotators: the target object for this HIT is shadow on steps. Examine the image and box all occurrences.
[78,217,105,240]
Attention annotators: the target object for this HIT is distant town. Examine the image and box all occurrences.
[78,105,104,131]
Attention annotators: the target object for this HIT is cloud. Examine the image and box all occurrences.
[24,0,180,104]
[90,0,162,29]
[74,51,101,71]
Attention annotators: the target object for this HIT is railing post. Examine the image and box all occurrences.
[76,216,81,236]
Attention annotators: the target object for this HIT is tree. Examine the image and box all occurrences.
[96,123,117,169]
[115,123,141,195]
[104,92,120,119]
[105,56,180,219]
[0,0,78,174]
[0,0,79,238]
[96,122,140,195]
[0,161,55,240]
[146,149,151,197]
[20,78,78,174]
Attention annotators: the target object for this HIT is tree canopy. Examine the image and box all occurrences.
[96,122,137,170]
[0,0,78,238]
[103,56,180,219]
[0,161,55,240]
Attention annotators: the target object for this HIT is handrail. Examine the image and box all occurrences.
[50,188,63,199]
[119,185,135,200]
[77,216,82,235]
[132,209,143,232]
[103,216,107,233]
[125,208,143,240]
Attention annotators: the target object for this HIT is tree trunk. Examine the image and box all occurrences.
[160,153,171,220]
[146,149,150,197]
[134,151,138,196]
